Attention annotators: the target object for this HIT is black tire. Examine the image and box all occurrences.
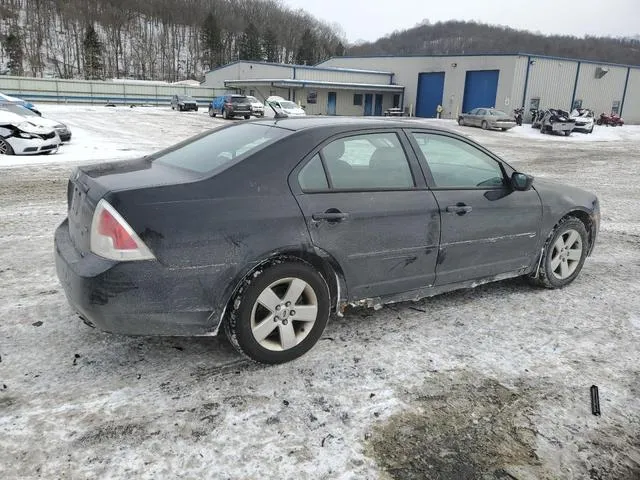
[244,115,250,120]
[564,130,571,136]
[208,107,215,118]
[0,137,14,155]
[528,216,589,289]
[458,117,465,126]
[501,128,508,131]
[195,106,199,112]
[481,120,488,130]
[222,109,228,119]
[225,261,331,364]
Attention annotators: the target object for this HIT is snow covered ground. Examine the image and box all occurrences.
[1,106,639,479]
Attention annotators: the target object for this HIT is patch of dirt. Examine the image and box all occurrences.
[368,373,544,480]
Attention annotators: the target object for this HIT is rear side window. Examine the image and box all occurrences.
[298,154,328,190]
[299,132,414,191]
[153,123,290,174]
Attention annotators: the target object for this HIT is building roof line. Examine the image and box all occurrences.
[224,79,405,90]
[316,52,640,70]
[206,60,394,76]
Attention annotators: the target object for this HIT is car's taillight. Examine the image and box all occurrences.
[90,199,155,261]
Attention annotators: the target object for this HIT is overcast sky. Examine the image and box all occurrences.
[282,0,640,43]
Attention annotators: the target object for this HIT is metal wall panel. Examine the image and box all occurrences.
[522,57,578,111]
[511,56,530,110]
[318,56,520,118]
[621,68,640,123]
[295,67,390,85]
[574,63,628,115]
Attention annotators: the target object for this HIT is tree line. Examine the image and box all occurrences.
[0,0,346,81]
[348,20,640,66]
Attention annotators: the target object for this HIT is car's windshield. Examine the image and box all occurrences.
[0,103,36,116]
[153,123,290,174]
[178,95,194,101]
[230,96,248,103]
[280,101,298,109]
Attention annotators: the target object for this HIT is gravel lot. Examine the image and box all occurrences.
[1,106,639,479]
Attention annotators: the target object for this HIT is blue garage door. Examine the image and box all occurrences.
[462,70,500,113]
[416,72,445,118]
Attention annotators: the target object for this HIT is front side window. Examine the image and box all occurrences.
[477,109,487,116]
[319,132,414,190]
[411,133,505,189]
[153,123,290,174]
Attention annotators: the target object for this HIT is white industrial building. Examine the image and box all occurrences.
[204,53,640,123]
[203,61,404,116]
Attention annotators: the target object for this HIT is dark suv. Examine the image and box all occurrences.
[171,95,198,112]
[209,95,252,120]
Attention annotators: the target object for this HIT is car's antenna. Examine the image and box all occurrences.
[254,87,288,119]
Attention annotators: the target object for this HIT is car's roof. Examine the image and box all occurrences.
[252,116,456,132]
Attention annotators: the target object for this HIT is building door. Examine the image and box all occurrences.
[374,94,383,115]
[416,72,445,118]
[327,92,337,115]
[364,94,373,116]
[462,70,500,113]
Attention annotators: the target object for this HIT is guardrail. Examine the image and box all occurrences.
[0,76,230,106]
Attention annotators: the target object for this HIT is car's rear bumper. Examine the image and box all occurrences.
[54,219,217,336]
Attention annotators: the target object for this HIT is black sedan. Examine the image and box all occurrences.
[55,117,600,364]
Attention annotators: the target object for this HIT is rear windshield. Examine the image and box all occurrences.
[489,110,508,116]
[230,96,248,103]
[153,123,290,174]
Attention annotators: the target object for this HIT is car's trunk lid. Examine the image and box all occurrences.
[66,157,196,255]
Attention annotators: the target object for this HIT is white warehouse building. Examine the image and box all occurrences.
[203,53,640,123]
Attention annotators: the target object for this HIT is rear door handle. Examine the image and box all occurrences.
[445,203,473,215]
[312,211,349,222]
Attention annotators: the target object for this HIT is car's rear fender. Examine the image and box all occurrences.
[207,246,348,335]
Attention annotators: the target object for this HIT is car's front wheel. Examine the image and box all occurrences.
[225,261,331,364]
[458,117,465,126]
[529,216,589,289]
[0,137,14,155]
[481,120,488,130]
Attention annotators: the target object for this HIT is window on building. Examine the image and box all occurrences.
[320,133,414,190]
[411,133,505,189]
[353,94,363,106]
[393,94,400,108]
[530,98,540,110]
[612,100,621,114]
[572,99,583,110]
[249,89,255,97]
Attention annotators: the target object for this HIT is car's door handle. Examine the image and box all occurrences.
[445,203,473,215]
[312,210,349,222]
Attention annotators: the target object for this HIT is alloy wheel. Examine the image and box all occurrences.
[250,277,319,351]
[550,229,583,280]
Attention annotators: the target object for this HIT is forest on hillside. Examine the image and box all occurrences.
[0,0,346,81]
[347,20,640,66]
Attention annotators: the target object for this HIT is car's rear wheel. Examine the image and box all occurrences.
[208,107,215,117]
[244,115,250,120]
[481,120,488,130]
[225,261,331,364]
[0,137,14,155]
[222,109,228,119]
[529,216,589,289]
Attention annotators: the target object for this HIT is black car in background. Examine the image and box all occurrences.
[208,95,252,119]
[55,118,599,364]
[171,94,198,112]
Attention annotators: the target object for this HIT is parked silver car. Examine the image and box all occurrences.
[458,108,517,131]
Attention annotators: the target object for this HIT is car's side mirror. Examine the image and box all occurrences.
[511,172,534,191]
